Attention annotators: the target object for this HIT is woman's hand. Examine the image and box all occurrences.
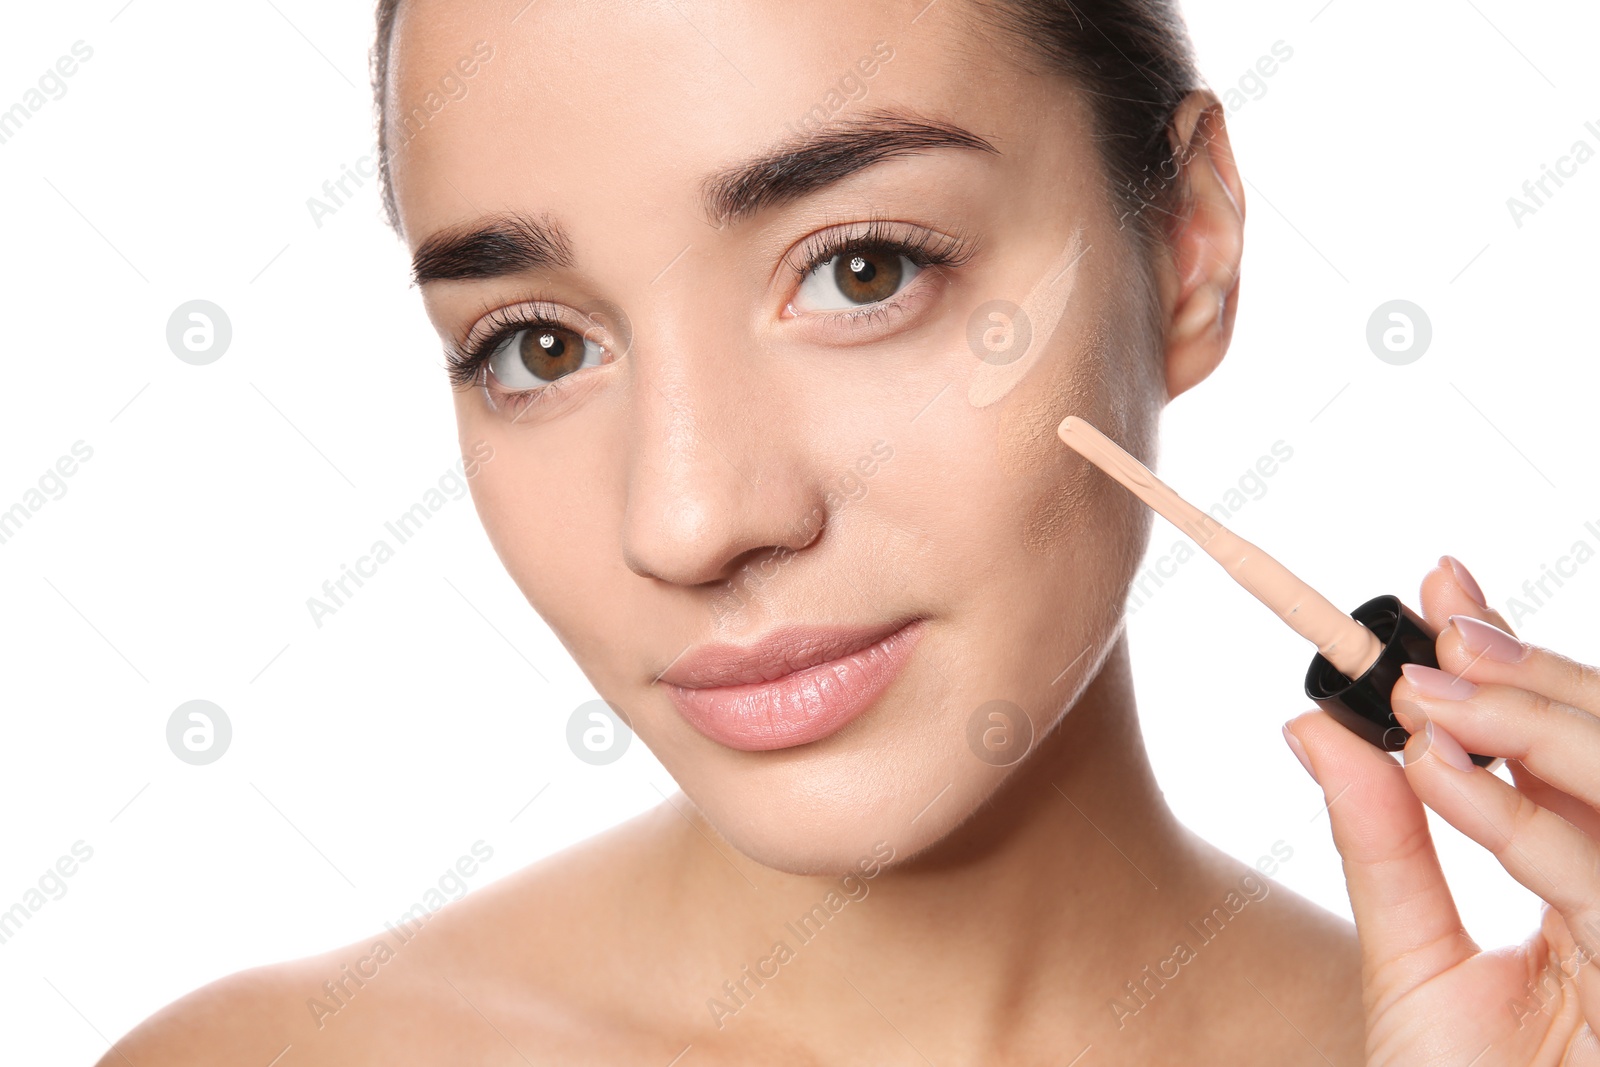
[1283,556,1600,1065]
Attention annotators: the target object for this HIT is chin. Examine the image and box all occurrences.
[658,686,1018,878]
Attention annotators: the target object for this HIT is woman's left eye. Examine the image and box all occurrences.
[793,248,924,313]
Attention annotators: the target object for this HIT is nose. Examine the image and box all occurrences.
[619,341,825,589]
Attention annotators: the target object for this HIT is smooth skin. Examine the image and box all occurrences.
[93,1,1592,1064]
[1286,560,1600,1064]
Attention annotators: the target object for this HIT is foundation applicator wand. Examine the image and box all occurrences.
[1057,416,1498,768]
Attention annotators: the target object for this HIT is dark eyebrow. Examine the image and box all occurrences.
[699,108,1000,227]
[411,212,577,285]
[410,108,998,284]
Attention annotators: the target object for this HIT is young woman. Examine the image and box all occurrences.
[103,0,1600,1062]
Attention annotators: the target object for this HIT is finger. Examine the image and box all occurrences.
[1408,735,1600,1049]
[1400,721,1600,955]
[1434,613,1600,718]
[1286,710,1477,1010]
[1508,758,1600,841]
[1391,665,1600,816]
[1424,556,1600,716]
[1534,904,1600,1047]
[1424,555,1516,637]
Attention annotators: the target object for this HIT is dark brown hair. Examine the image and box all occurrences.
[369,0,1204,255]
[966,0,1205,260]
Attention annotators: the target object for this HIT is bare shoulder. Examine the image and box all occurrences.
[94,950,344,1067]
[98,803,690,1066]
[1158,832,1365,1066]
[1230,858,1366,1065]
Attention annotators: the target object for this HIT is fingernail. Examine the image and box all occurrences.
[1441,555,1488,610]
[1282,723,1317,781]
[1400,662,1478,700]
[1390,697,1426,734]
[1450,614,1527,664]
[1413,720,1475,772]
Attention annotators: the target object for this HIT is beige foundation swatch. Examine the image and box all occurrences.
[967,226,1089,410]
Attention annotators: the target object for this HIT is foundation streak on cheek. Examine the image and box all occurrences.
[966,224,1087,410]
[1000,320,1109,557]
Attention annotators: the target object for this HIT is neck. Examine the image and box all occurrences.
[667,633,1229,1054]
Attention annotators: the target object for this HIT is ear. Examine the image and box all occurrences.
[1156,92,1245,402]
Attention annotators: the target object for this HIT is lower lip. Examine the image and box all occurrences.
[666,620,925,752]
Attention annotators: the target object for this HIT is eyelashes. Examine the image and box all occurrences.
[443,299,586,390]
[442,301,614,422]
[444,213,978,413]
[784,215,978,289]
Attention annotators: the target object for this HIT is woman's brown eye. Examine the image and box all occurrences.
[486,322,604,391]
[794,242,924,315]
[832,249,905,305]
[519,326,586,380]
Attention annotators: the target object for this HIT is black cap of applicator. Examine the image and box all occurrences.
[1303,594,1499,769]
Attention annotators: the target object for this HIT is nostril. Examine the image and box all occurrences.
[621,482,832,591]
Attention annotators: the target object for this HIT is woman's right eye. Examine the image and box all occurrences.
[484,322,606,390]
[793,247,925,312]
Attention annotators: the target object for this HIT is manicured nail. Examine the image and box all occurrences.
[1441,555,1488,610]
[1282,723,1317,781]
[1400,662,1478,700]
[1450,614,1527,664]
[1412,720,1475,772]
[1390,698,1426,734]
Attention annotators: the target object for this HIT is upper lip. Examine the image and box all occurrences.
[657,618,917,689]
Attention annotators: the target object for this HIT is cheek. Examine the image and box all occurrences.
[471,460,567,598]
[1021,479,1086,556]
[455,399,618,643]
[994,318,1117,557]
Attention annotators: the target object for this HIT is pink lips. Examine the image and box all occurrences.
[659,619,925,751]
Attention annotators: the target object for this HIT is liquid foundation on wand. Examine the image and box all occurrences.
[1057,416,1499,768]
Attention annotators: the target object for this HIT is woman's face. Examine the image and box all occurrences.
[388,0,1165,874]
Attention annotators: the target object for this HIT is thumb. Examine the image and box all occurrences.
[1286,710,1479,1010]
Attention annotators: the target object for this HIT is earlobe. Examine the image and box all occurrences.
[1158,93,1246,402]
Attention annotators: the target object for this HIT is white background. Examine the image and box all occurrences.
[2,1,1596,1062]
